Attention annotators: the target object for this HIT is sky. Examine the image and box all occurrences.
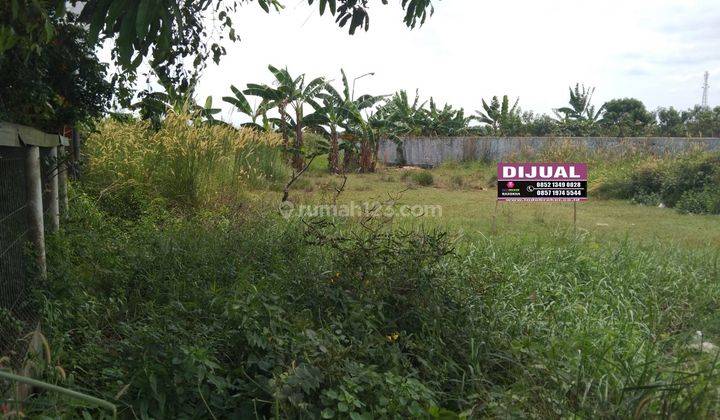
[183,0,720,123]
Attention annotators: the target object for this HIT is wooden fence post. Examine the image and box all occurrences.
[24,145,46,279]
[58,146,68,217]
[47,146,60,232]
[71,126,80,178]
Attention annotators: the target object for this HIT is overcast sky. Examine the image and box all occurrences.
[189,0,719,123]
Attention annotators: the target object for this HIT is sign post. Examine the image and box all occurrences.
[497,162,588,231]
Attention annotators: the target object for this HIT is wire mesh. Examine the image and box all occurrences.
[0,146,39,367]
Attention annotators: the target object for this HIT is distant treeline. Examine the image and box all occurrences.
[390,85,720,138]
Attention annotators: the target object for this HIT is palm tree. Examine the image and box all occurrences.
[245,65,325,170]
[222,85,271,131]
[475,95,520,135]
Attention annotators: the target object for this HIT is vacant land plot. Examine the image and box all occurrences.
[296,165,720,249]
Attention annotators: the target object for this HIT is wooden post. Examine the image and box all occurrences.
[58,146,68,217]
[25,145,46,279]
[491,200,499,235]
[47,146,60,232]
[573,202,577,233]
[71,126,80,178]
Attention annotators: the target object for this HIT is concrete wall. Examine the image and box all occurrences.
[377,137,720,167]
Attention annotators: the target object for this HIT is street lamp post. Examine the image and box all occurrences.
[352,72,375,100]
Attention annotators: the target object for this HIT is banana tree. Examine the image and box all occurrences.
[245,65,325,170]
[304,69,380,173]
[341,78,385,172]
[553,84,604,136]
[131,81,220,128]
[377,90,428,137]
[424,98,471,136]
[222,85,271,131]
[304,90,346,173]
[475,95,520,135]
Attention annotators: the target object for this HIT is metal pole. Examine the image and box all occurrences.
[24,145,46,279]
[58,146,68,217]
[47,146,60,232]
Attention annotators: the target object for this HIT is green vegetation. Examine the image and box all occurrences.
[402,169,434,187]
[4,1,720,417]
[0,18,112,131]
[303,166,720,247]
[4,118,716,417]
[83,114,287,213]
[596,152,720,215]
[38,192,720,418]
[1,0,435,109]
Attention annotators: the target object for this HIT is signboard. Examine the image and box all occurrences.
[497,163,587,202]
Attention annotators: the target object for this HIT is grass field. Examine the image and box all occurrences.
[292,163,720,249]
[30,124,720,417]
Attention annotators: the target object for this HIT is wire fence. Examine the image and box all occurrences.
[0,147,34,363]
[0,145,62,368]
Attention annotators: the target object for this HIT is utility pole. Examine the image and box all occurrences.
[702,71,709,108]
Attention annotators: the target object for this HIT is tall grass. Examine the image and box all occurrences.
[24,124,720,417]
[39,197,720,417]
[83,114,289,210]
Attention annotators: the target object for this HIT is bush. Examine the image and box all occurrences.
[676,187,720,214]
[449,174,464,189]
[38,193,481,418]
[597,152,720,214]
[37,195,720,418]
[411,170,434,186]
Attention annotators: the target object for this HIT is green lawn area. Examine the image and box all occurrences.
[294,165,720,249]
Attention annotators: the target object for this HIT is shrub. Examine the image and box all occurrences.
[676,187,720,214]
[411,170,434,186]
[659,154,720,207]
[39,194,477,418]
[629,160,664,198]
[596,152,720,214]
[38,195,720,418]
[449,174,464,189]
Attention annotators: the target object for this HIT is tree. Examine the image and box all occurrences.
[0,17,112,131]
[331,76,384,173]
[475,95,521,136]
[304,72,359,173]
[423,98,471,136]
[656,107,687,137]
[131,81,222,129]
[521,111,558,136]
[245,65,325,170]
[601,98,654,137]
[1,0,436,104]
[377,90,426,137]
[554,84,603,136]
[683,105,720,137]
[222,85,271,131]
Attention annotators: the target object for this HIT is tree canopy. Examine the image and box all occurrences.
[0,15,112,130]
[1,0,436,103]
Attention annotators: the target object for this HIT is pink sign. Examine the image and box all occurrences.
[498,163,588,181]
[497,163,588,201]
